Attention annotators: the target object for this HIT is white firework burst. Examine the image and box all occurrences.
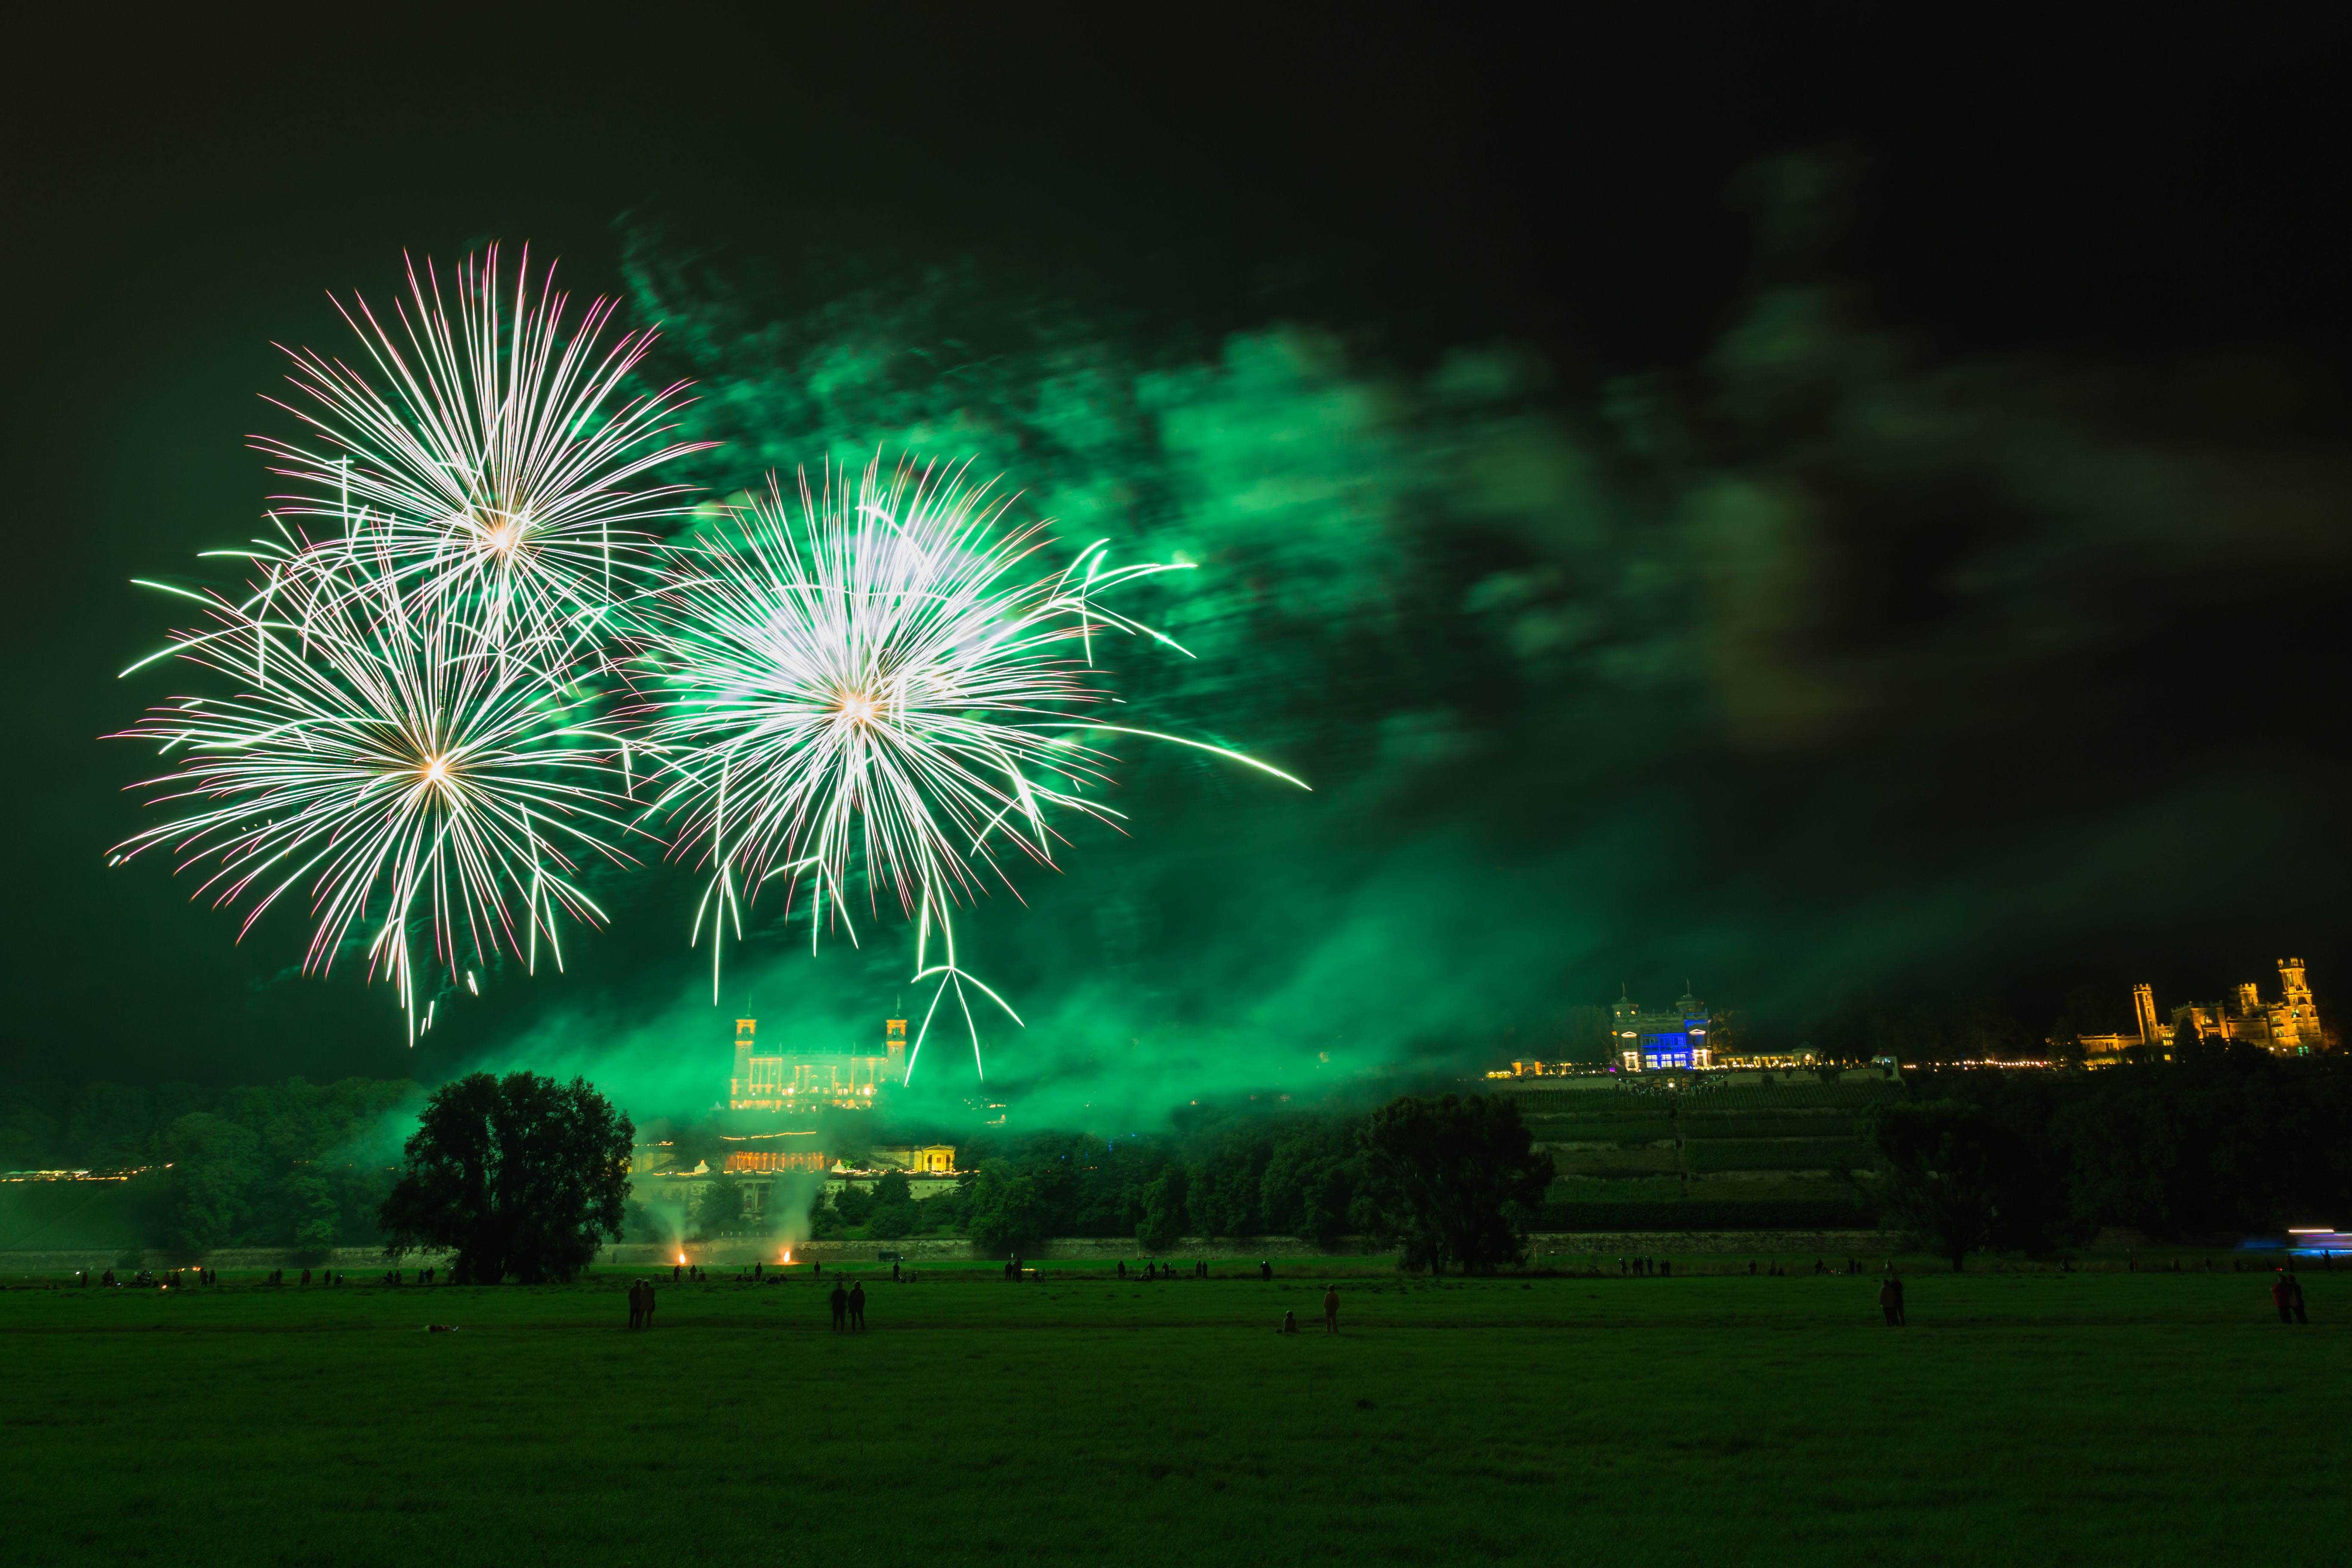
[633,455,1304,1080]
[111,545,641,1043]
[250,243,712,654]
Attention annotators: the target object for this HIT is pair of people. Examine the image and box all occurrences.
[1879,1275,1906,1326]
[627,1279,658,1329]
[830,1280,868,1331]
[2273,1269,2310,1324]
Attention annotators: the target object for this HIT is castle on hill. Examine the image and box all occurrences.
[2076,959,2327,1063]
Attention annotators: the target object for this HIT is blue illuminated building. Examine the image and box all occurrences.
[1614,984,1715,1071]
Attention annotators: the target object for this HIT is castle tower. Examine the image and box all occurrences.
[2131,983,2161,1046]
[2278,959,2319,1051]
[885,1018,908,1083]
[733,1018,757,1102]
[1612,985,1639,1068]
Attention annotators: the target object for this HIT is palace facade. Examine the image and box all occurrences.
[729,1016,908,1111]
[1614,985,1715,1072]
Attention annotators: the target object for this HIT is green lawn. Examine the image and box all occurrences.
[5,1257,2346,1566]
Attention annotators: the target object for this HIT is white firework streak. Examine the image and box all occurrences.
[249,243,713,658]
[110,549,642,1044]
[633,455,1307,1082]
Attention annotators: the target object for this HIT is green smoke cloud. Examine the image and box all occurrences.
[453,165,2351,1128]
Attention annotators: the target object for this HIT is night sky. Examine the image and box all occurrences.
[7,12,2349,1115]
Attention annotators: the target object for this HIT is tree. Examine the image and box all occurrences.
[1134,1165,1188,1253]
[694,1175,745,1239]
[377,1072,632,1285]
[971,1161,1047,1257]
[1862,1100,2066,1270]
[866,1168,919,1238]
[1359,1094,1551,1275]
[832,1179,877,1228]
[159,1113,266,1253]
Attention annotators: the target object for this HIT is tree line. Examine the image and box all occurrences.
[1865,1043,2352,1267]
[0,1076,420,1254]
[15,1041,2346,1279]
[768,1093,1551,1273]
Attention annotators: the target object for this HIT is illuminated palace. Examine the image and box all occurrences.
[2075,959,2328,1063]
[1615,985,1714,1072]
[729,1017,907,1112]
[715,1017,956,1178]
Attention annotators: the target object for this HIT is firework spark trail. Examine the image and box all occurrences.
[249,243,713,661]
[110,545,642,1044]
[634,455,1306,1081]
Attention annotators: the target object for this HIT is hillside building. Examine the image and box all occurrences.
[1615,985,1715,1072]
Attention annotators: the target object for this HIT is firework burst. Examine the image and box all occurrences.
[110,546,640,1042]
[634,455,1305,1080]
[250,243,712,655]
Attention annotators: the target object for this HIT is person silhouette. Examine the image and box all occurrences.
[849,1281,867,1332]
[1323,1286,1340,1334]
[830,1280,849,1332]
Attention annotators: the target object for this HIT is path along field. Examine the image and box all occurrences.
[4,1256,2346,1567]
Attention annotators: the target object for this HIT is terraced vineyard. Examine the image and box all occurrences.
[1510,1075,1906,1230]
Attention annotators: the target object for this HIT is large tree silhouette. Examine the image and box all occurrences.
[1361,1093,1551,1274]
[378,1072,632,1284]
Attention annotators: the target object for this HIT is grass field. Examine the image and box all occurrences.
[6,1256,2346,1566]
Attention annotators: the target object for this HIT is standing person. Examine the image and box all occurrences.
[891,1261,900,1283]
[1260,1261,1272,1282]
[1323,1285,1340,1335]
[1118,1260,1126,1280]
[2273,1270,2296,1324]
[2288,1272,2310,1324]
[673,1263,681,1284]
[849,1281,867,1332]
[642,1280,657,1330]
[829,1280,848,1332]
[1880,1274,1906,1326]
[626,1280,641,1330]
